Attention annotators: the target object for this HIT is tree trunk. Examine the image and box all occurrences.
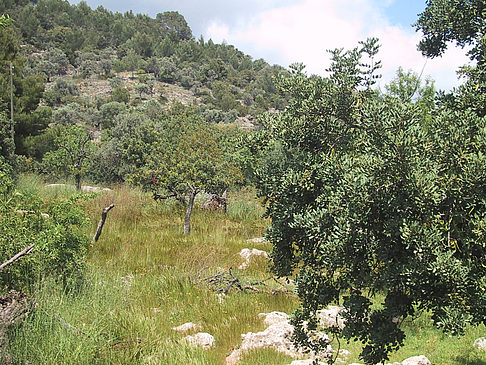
[184,190,196,235]
[75,173,81,192]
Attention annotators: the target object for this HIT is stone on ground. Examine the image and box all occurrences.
[474,337,486,351]
[401,355,432,365]
[182,332,215,350]
[246,237,266,243]
[172,322,201,333]
[238,248,268,269]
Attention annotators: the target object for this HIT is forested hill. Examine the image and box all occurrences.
[0,0,287,161]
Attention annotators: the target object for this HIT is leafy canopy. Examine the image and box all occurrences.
[258,38,486,364]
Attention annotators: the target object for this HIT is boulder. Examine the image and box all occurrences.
[238,248,268,269]
[182,332,215,350]
[45,184,111,192]
[45,183,72,189]
[474,337,486,351]
[172,322,201,333]
[402,355,432,365]
[258,311,289,326]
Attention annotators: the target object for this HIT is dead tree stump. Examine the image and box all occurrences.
[202,190,227,213]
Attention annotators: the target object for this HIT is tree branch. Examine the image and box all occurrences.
[0,245,35,272]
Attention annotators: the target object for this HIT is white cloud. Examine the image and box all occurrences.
[204,0,471,91]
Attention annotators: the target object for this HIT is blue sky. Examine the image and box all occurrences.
[68,0,470,90]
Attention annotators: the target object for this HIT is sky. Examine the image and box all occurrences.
[68,0,472,91]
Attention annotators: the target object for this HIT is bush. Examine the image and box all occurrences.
[0,172,90,292]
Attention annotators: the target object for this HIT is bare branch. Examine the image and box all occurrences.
[0,245,35,272]
[153,187,187,204]
[186,182,201,194]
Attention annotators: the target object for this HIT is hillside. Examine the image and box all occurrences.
[0,0,287,164]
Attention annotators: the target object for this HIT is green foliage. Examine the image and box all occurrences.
[25,47,69,82]
[258,40,486,364]
[156,11,193,41]
[0,23,46,156]
[42,125,93,190]
[43,78,79,107]
[0,162,90,291]
[416,0,486,117]
[110,86,130,104]
[99,101,126,129]
[52,102,82,125]
[385,67,436,122]
[415,0,485,63]
[136,106,241,194]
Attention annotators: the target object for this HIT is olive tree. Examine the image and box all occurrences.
[258,39,486,364]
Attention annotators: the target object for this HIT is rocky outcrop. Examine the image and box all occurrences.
[246,237,266,244]
[202,191,227,212]
[45,184,111,192]
[226,311,333,365]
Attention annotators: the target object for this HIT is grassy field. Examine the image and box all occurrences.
[6,176,486,364]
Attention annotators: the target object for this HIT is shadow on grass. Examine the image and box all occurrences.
[455,357,486,365]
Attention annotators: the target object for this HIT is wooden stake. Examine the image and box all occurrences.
[92,204,115,243]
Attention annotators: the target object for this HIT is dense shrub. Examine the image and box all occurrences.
[0,159,90,292]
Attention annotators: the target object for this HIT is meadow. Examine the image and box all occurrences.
[6,175,486,364]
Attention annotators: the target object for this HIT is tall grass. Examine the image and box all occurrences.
[6,179,486,364]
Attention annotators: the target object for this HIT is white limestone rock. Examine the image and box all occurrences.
[45,184,111,192]
[402,355,432,365]
[226,311,332,364]
[317,305,346,329]
[238,248,269,269]
[172,322,201,333]
[258,311,289,326]
[182,332,215,350]
[246,237,266,243]
[474,337,486,351]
